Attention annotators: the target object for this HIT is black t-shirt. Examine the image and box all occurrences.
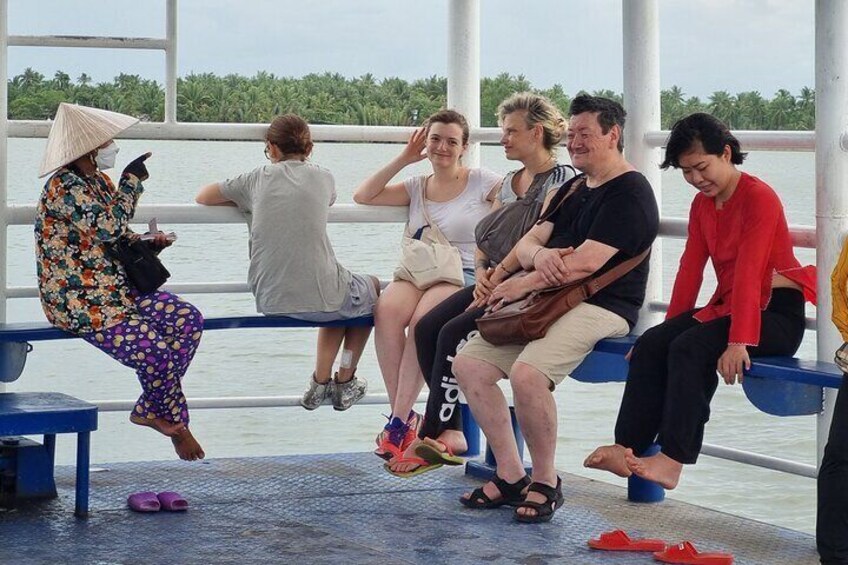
[540,171,659,329]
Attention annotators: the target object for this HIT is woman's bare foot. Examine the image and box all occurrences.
[583,444,632,478]
[433,430,467,455]
[388,439,424,474]
[623,448,682,489]
[130,414,205,461]
[171,428,205,461]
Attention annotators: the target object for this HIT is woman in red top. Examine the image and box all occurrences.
[584,112,816,489]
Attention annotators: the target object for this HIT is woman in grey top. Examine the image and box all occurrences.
[196,114,379,411]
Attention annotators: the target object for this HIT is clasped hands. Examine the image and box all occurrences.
[468,247,574,312]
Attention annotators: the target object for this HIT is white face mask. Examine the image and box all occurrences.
[94,142,119,171]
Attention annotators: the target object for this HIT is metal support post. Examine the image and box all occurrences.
[623,0,663,334]
[815,0,848,463]
[165,0,178,123]
[447,0,480,167]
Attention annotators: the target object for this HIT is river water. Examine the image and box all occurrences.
[5,138,820,533]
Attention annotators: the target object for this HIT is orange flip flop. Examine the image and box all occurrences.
[587,529,666,552]
[653,541,734,565]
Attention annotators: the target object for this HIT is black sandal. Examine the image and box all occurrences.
[459,474,531,509]
[514,477,563,523]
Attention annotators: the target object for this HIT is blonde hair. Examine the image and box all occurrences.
[497,92,567,152]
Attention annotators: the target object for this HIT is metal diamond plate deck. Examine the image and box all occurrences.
[0,452,818,564]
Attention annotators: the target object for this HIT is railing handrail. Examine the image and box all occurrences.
[6,119,820,151]
[4,203,819,247]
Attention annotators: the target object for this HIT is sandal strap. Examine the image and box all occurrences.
[468,486,493,505]
[515,499,546,511]
[527,480,559,501]
[491,474,531,499]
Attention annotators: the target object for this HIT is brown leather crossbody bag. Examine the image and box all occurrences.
[475,248,649,346]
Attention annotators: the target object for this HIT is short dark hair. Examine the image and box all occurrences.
[660,112,746,169]
[568,94,627,152]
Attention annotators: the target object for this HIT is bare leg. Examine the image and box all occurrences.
[130,415,205,461]
[454,354,525,503]
[338,275,381,382]
[315,327,345,384]
[374,281,422,408]
[510,362,558,519]
[336,326,372,382]
[624,448,683,489]
[583,444,632,478]
[390,283,460,420]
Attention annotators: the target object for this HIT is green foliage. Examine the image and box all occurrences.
[5,67,817,130]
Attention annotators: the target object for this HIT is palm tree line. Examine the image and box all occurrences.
[9,68,816,130]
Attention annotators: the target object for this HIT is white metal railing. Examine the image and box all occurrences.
[0,0,834,491]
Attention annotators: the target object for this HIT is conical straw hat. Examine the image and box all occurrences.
[39,103,139,178]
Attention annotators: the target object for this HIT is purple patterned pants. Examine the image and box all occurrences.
[82,291,204,425]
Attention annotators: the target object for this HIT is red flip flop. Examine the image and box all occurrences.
[653,541,734,565]
[587,529,666,552]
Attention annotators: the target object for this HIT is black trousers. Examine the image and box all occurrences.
[414,285,484,440]
[818,374,848,564]
[615,288,806,464]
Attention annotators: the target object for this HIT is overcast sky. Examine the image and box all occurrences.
[6,0,815,99]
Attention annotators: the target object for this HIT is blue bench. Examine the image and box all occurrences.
[0,315,372,517]
[466,334,843,500]
[570,334,842,415]
[0,315,374,383]
[0,392,97,517]
[2,317,840,508]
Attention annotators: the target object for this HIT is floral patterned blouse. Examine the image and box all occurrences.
[35,166,143,334]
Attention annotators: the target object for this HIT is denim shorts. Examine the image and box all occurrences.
[285,272,378,323]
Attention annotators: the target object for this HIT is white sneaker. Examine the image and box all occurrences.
[300,373,333,410]
[332,372,367,411]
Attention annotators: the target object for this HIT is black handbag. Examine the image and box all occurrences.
[108,235,170,294]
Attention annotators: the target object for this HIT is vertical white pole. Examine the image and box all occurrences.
[816,0,848,463]
[447,0,480,168]
[165,0,178,123]
[623,0,662,333]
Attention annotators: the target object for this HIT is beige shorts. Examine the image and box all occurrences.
[457,301,630,388]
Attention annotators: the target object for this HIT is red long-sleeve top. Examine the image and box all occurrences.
[666,172,816,346]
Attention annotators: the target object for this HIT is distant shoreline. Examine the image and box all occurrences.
[10,68,814,131]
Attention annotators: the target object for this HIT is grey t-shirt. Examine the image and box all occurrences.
[220,160,351,315]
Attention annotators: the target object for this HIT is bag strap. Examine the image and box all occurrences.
[417,175,452,246]
[537,175,585,223]
[420,175,436,226]
[583,246,651,297]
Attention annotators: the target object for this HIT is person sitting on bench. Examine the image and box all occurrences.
[35,103,205,461]
[452,95,659,523]
[585,112,816,490]
[196,113,377,411]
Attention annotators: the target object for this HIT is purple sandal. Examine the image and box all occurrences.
[157,491,188,511]
[127,491,161,513]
